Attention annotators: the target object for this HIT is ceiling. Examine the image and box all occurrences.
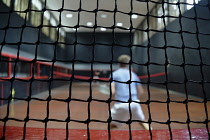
[43,0,157,32]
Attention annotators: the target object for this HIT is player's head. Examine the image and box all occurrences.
[118,55,130,68]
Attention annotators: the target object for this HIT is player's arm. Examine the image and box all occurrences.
[111,82,116,96]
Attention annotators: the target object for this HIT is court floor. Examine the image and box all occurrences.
[0,82,209,139]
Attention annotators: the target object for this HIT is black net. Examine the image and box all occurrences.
[0,0,210,139]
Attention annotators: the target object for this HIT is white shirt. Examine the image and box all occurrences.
[111,68,141,102]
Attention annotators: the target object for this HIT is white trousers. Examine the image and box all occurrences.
[111,101,145,127]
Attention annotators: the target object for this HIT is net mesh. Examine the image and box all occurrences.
[0,0,210,139]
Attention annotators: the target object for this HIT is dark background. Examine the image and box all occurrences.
[133,0,210,98]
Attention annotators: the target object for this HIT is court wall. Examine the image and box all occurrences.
[65,32,133,63]
[0,2,65,61]
[133,0,210,98]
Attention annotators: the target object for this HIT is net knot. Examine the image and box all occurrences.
[163,81,168,85]
[161,15,165,19]
[126,119,132,124]
[107,116,112,123]
[73,41,77,45]
[109,77,113,82]
[25,96,31,102]
[199,79,204,85]
[128,98,132,103]
[3,116,8,122]
[144,62,150,66]
[165,59,169,65]
[85,119,91,124]
[88,77,93,82]
[163,29,168,34]
[65,97,71,102]
[93,9,98,13]
[31,59,36,63]
[197,47,201,51]
[196,30,200,35]
[111,42,116,46]
[53,41,58,45]
[42,7,46,12]
[186,118,190,124]
[3,26,9,30]
[43,117,49,123]
[128,12,133,16]
[114,8,117,13]
[13,40,20,48]
[70,75,74,81]
[14,58,19,63]
[145,28,149,33]
[126,80,132,84]
[183,99,188,104]
[9,77,15,82]
[203,119,209,124]
[24,116,29,122]
[49,77,54,82]
[30,76,34,82]
[37,24,43,28]
[78,8,82,12]
[57,8,63,12]
[162,45,167,49]
[74,25,80,29]
[145,100,150,105]
[21,23,26,28]
[128,26,133,30]
[180,63,185,67]
[65,117,70,122]
[148,118,152,124]
[1,40,6,45]
[87,96,92,102]
[93,24,97,29]
[57,23,62,28]
[36,40,40,45]
[203,97,207,103]
[147,80,151,84]
[111,25,115,29]
[166,119,171,124]
[106,98,112,103]
[46,95,51,101]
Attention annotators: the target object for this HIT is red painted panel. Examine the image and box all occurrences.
[0,126,209,140]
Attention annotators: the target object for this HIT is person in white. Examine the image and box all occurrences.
[110,55,151,130]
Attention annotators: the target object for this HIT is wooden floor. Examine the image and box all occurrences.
[0,82,209,139]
